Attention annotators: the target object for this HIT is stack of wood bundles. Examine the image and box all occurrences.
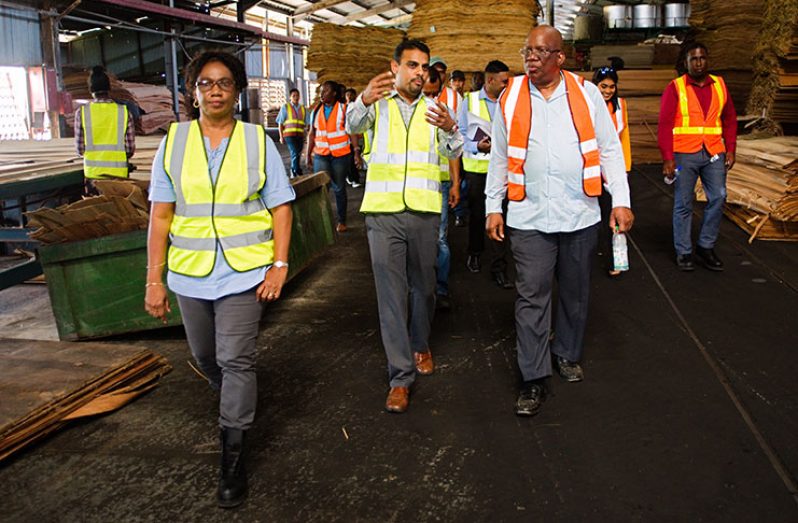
[590,45,655,69]
[25,179,149,244]
[696,136,798,241]
[63,69,186,135]
[307,24,406,93]
[745,0,798,134]
[407,0,539,74]
[0,339,171,462]
[688,0,765,115]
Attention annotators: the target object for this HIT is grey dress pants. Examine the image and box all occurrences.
[365,212,440,388]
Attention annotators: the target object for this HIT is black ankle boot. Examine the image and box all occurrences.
[217,427,248,508]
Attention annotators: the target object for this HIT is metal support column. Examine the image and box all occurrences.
[547,0,554,26]
[165,0,180,121]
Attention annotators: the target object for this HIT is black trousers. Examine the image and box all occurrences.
[466,170,508,274]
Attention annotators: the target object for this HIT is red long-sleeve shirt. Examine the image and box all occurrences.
[657,75,737,161]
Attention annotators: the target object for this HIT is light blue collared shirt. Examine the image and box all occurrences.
[485,74,630,233]
[149,130,296,300]
[458,87,499,155]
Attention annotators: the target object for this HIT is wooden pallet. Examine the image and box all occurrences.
[723,204,798,242]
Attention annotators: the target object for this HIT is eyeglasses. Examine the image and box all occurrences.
[195,78,236,92]
[519,47,561,60]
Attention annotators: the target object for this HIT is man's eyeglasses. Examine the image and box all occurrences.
[519,47,561,60]
[196,78,236,92]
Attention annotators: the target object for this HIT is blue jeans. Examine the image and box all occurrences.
[673,149,727,256]
[314,153,350,224]
[436,181,451,296]
[284,135,304,176]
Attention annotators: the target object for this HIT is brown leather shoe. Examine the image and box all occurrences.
[385,387,409,413]
[414,351,434,375]
[336,223,347,233]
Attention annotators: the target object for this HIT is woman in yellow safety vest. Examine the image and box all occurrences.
[144,51,294,509]
[593,66,631,277]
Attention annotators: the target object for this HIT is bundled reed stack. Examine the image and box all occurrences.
[307,24,406,94]
[688,0,766,116]
[745,0,798,134]
[407,0,539,74]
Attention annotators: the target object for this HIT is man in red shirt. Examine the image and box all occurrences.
[658,42,736,272]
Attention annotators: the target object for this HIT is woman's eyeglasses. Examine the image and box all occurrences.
[196,78,236,92]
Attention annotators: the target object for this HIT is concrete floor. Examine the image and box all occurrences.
[1,162,797,521]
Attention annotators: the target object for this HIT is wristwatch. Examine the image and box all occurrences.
[273,260,289,269]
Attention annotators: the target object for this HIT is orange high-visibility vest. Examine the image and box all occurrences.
[500,71,602,201]
[671,74,727,156]
[438,87,460,114]
[313,102,351,157]
[608,97,631,172]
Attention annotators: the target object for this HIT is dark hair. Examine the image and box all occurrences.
[185,50,247,115]
[289,87,299,95]
[393,39,430,63]
[450,70,465,81]
[485,60,509,74]
[592,66,620,112]
[471,71,485,90]
[426,67,441,85]
[89,66,110,94]
[683,41,708,56]
[345,87,356,97]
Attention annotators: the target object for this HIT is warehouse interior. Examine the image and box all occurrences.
[1,0,798,520]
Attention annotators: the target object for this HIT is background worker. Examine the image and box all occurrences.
[75,66,135,194]
[450,70,466,96]
[276,87,309,178]
[144,51,294,508]
[347,40,463,414]
[658,42,736,272]
[458,60,512,289]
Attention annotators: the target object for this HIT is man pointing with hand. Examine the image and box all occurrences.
[347,39,463,414]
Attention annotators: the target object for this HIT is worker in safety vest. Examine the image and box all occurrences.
[75,66,135,194]
[449,69,466,97]
[458,60,512,289]
[306,80,360,233]
[347,39,463,414]
[485,26,633,417]
[422,67,462,312]
[659,42,737,272]
[277,87,309,178]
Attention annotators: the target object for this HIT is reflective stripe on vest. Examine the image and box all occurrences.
[283,103,306,136]
[609,98,625,135]
[81,102,129,179]
[313,102,351,157]
[500,72,602,201]
[163,120,273,277]
[672,74,727,155]
[462,91,491,173]
[360,96,442,214]
[439,87,459,113]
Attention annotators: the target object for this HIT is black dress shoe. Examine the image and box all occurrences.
[695,246,724,271]
[466,254,481,273]
[676,254,695,272]
[515,382,546,416]
[436,294,451,311]
[492,271,514,289]
[554,356,583,382]
[454,216,466,227]
[218,428,248,508]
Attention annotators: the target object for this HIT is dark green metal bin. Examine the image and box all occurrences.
[38,172,335,341]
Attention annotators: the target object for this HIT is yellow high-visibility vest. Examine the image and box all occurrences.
[164,120,273,277]
[81,102,129,179]
[282,103,306,136]
[360,96,442,214]
[462,91,491,174]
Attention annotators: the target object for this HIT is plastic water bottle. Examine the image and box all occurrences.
[664,166,681,185]
[612,226,629,272]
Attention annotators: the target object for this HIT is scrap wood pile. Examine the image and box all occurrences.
[63,68,186,135]
[407,0,539,74]
[697,136,798,241]
[25,179,149,244]
[0,339,171,462]
[307,24,406,94]
[689,0,765,111]
[745,0,798,134]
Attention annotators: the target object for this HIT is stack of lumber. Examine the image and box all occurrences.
[63,69,186,135]
[0,338,171,462]
[25,179,149,244]
[689,0,766,116]
[590,45,655,69]
[307,24,406,93]
[696,136,798,241]
[745,0,798,134]
[576,68,676,164]
[407,0,539,74]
